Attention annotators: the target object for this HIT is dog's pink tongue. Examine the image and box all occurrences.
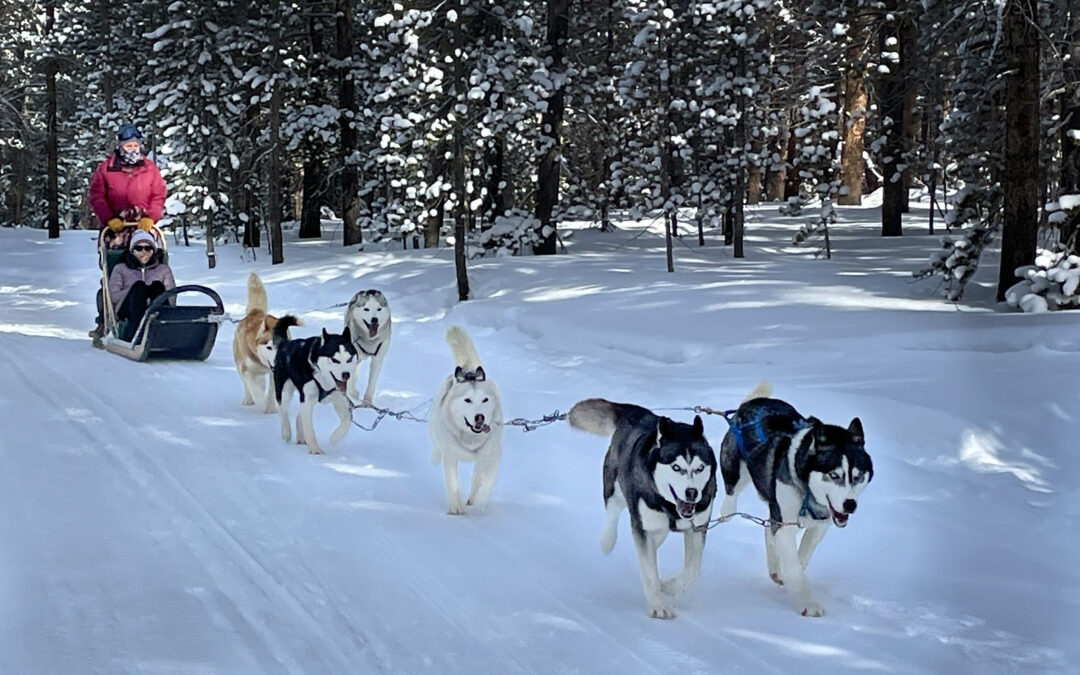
[678,501,696,518]
[369,325,378,338]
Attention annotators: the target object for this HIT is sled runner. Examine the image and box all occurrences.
[96,225,224,361]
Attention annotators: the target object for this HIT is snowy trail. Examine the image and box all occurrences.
[0,339,395,674]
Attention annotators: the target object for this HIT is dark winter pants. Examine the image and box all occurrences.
[117,280,167,341]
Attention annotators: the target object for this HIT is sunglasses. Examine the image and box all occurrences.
[132,245,155,252]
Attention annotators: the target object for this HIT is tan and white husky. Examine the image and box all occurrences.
[232,273,293,412]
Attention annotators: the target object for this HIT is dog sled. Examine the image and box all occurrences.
[95,225,224,361]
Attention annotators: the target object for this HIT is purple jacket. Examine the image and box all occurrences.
[109,257,176,307]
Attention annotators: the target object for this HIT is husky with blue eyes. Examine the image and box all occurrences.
[718,382,874,617]
[568,398,717,620]
[272,318,358,455]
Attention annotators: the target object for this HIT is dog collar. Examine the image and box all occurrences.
[800,493,830,521]
[353,338,382,357]
[315,380,335,402]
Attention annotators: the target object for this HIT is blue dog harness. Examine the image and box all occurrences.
[721,407,830,523]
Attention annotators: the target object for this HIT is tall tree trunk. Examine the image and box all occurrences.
[783,109,800,200]
[1061,0,1080,251]
[765,117,788,202]
[900,16,918,213]
[479,8,508,231]
[337,0,361,246]
[45,3,59,238]
[664,211,675,272]
[600,0,616,232]
[998,0,1041,299]
[838,16,868,206]
[425,143,447,248]
[880,7,905,237]
[299,159,324,238]
[98,0,113,113]
[452,0,469,300]
[733,48,747,258]
[482,135,509,227]
[9,15,28,228]
[205,167,217,269]
[268,12,284,265]
[723,202,733,245]
[242,100,260,249]
[534,0,570,255]
[746,140,763,205]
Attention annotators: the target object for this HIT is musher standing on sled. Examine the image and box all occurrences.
[87,123,167,342]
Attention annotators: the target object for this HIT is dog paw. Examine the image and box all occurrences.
[648,605,676,620]
[361,397,373,408]
[307,447,324,455]
[660,578,686,596]
[770,572,784,586]
[447,504,465,516]
[799,602,825,618]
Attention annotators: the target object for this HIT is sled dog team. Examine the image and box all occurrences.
[233,273,875,620]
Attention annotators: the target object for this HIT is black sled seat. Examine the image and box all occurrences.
[96,226,225,362]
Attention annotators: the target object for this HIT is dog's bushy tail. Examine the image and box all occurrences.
[742,380,772,403]
[445,325,482,370]
[568,398,619,436]
[246,273,268,313]
[272,315,301,346]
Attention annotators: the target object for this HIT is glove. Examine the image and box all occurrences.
[106,218,124,232]
[136,217,155,232]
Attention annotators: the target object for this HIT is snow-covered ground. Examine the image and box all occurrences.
[0,198,1076,674]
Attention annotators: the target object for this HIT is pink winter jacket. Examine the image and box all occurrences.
[88,155,166,227]
[108,257,176,308]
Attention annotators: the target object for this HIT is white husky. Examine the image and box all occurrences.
[429,326,503,515]
[343,290,392,406]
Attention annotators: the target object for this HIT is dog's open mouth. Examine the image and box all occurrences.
[363,320,379,339]
[464,418,491,434]
[670,486,697,519]
[331,374,349,393]
[827,498,850,527]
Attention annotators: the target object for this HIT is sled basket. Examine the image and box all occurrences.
[96,226,225,362]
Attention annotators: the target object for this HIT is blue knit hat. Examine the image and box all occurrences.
[117,123,143,143]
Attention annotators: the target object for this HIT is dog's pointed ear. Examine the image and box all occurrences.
[692,415,704,438]
[473,366,486,382]
[342,325,351,342]
[657,416,674,440]
[808,416,826,446]
[848,417,864,443]
[454,366,466,383]
[322,327,330,341]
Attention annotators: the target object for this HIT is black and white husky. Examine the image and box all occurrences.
[568,399,716,619]
[719,382,874,617]
[343,290,391,406]
[272,317,358,455]
[429,326,503,514]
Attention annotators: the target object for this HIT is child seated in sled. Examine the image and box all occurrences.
[107,230,176,341]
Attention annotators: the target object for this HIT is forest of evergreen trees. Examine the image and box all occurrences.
[1,0,1076,306]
